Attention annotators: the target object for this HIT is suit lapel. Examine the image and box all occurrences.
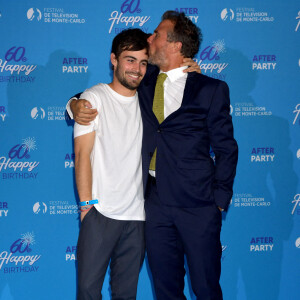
[162,72,198,124]
[181,72,198,106]
[139,65,160,125]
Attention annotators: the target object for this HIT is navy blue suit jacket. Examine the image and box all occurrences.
[138,65,238,210]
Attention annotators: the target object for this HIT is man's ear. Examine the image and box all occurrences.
[170,41,182,55]
[110,53,117,69]
[174,41,182,53]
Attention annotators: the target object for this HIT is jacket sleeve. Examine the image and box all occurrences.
[66,92,82,119]
[207,81,238,210]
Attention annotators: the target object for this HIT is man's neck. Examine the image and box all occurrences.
[108,81,136,97]
[159,56,183,72]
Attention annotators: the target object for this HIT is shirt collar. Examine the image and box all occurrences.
[159,66,188,83]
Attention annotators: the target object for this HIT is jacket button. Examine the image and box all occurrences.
[157,129,161,133]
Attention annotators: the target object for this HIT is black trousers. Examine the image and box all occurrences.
[77,207,145,300]
[145,178,223,300]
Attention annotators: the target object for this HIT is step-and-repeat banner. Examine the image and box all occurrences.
[0,1,299,299]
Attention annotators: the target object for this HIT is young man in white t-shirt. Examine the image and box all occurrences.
[74,29,148,300]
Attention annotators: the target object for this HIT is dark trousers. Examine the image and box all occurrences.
[77,207,145,300]
[145,178,223,300]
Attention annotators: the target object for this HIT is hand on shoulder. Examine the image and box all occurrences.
[71,99,98,125]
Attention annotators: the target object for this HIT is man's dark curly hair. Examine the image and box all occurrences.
[111,28,149,59]
[162,10,202,58]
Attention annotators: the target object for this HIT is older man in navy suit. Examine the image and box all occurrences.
[137,11,238,300]
[69,11,238,300]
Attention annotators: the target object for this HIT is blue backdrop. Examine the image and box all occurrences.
[0,1,299,299]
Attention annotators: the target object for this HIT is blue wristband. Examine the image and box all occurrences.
[79,199,98,207]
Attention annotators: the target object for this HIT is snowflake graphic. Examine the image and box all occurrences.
[212,39,226,54]
[21,232,35,246]
[22,137,37,152]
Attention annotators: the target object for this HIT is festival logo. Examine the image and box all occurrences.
[27,7,86,24]
[0,232,42,274]
[293,104,300,125]
[48,107,70,121]
[108,0,150,34]
[232,102,272,118]
[0,106,6,122]
[295,11,300,32]
[65,153,75,168]
[223,7,274,23]
[194,39,228,81]
[174,7,199,23]
[250,237,274,252]
[233,193,271,208]
[0,202,8,217]
[291,194,300,215]
[33,202,48,214]
[0,137,39,180]
[0,46,37,84]
[49,200,78,215]
[27,8,42,21]
[31,107,45,120]
[31,106,70,121]
[66,246,77,261]
[32,200,78,216]
[221,8,235,21]
[252,55,277,70]
[62,57,88,74]
[251,147,275,163]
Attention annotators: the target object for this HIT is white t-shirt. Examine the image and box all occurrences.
[74,83,144,221]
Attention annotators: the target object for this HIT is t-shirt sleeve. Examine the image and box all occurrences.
[66,97,77,120]
[73,90,100,138]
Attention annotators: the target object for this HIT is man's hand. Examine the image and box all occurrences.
[181,58,201,74]
[80,208,92,221]
[71,99,98,125]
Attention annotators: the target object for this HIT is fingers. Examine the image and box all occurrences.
[78,107,98,115]
[73,98,98,125]
[80,99,92,108]
[183,66,201,73]
[77,99,96,114]
[74,112,97,125]
[75,99,98,125]
[78,111,98,119]
[181,58,201,73]
[181,59,192,68]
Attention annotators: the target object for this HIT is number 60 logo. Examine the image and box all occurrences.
[8,144,29,160]
[10,239,31,253]
[121,0,141,13]
[5,46,27,62]
[199,46,220,61]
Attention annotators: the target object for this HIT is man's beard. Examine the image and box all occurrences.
[115,66,142,91]
[148,48,167,67]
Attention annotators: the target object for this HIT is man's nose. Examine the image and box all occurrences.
[131,61,140,73]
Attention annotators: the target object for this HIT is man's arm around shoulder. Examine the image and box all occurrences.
[66,93,98,125]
